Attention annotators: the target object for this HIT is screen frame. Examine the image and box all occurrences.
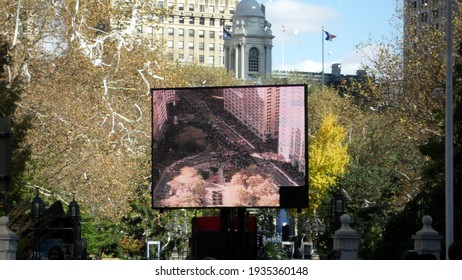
[151,84,308,209]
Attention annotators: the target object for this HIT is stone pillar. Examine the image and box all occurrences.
[266,45,272,75]
[224,46,230,71]
[330,214,361,260]
[234,44,239,79]
[241,43,246,79]
[412,215,443,259]
[0,216,19,260]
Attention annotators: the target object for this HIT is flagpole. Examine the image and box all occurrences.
[322,26,325,87]
[282,25,286,71]
[445,0,454,259]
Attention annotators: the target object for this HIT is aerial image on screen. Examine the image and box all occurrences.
[151,85,306,208]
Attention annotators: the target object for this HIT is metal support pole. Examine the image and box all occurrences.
[445,0,454,259]
[322,27,325,87]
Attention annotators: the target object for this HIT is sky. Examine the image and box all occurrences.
[260,0,401,74]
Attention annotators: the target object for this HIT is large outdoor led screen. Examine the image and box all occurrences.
[151,85,308,209]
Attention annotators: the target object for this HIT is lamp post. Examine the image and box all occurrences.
[329,191,347,233]
[181,210,189,259]
[169,212,180,260]
[310,214,326,254]
[68,193,81,259]
[30,189,45,259]
[303,214,326,259]
[330,192,346,217]
[445,0,454,259]
[68,193,80,218]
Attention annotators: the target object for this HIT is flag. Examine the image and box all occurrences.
[223,27,232,40]
[325,31,337,41]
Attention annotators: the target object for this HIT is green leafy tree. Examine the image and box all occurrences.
[81,214,123,259]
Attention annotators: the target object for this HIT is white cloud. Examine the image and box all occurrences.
[285,59,322,73]
[264,0,340,40]
[277,49,364,75]
[264,0,391,75]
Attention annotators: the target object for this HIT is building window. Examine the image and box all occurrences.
[199,30,205,38]
[199,55,204,63]
[168,16,174,23]
[157,27,163,35]
[189,42,194,49]
[219,6,225,13]
[167,40,173,48]
[249,47,259,72]
[179,16,184,24]
[157,1,164,8]
[209,6,214,13]
[209,43,214,51]
[209,31,215,39]
[179,28,184,36]
[420,12,428,22]
[179,41,184,49]
[146,26,153,34]
[199,42,204,50]
[200,17,205,25]
[210,18,215,26]
[179,3,184,10]
[168,28,174,35]
[200,5,205,12]
[189,4,194,11]
[189,29,194,37]
[189,17,195,24]
[229,8,235,14]
[209,56,214,64]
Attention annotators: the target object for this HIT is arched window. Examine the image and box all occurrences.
[248,47,259,72]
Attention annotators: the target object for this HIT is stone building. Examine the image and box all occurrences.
[223,0,274,80]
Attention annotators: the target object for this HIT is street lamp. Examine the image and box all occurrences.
[31,190,45,220]
[304,214,326,258]
[30,189,45,259]
[330,191,347,216]
[181,211,189,259]
[68,193,80,218]
[68,192,81,259]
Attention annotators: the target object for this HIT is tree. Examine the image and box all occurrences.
[0,1,239,259]
[374,40,462,259]
[308,83,425,258]
[0,34,32,215]
[1,1,237,222]
[308,112,349,213]
[343,1,462,259]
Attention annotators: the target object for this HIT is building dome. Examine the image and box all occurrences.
[235,0,264,17]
